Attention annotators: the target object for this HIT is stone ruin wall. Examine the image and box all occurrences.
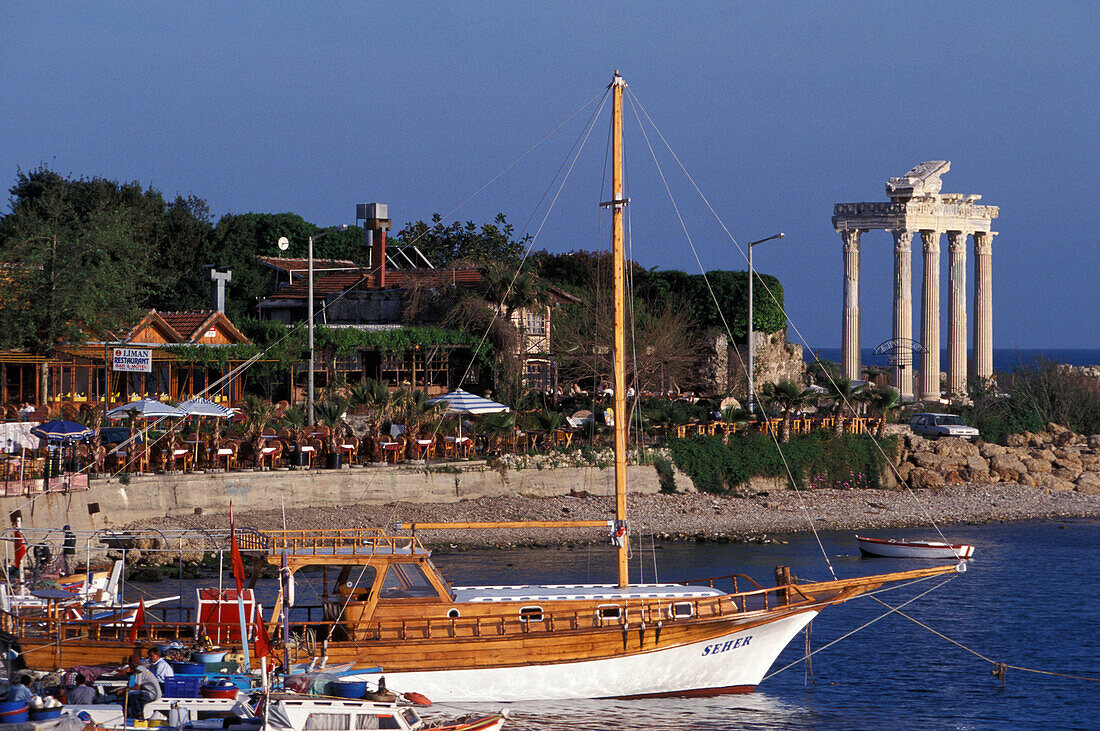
[698,328,807,400]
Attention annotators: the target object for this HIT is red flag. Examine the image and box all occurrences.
[229,508,246,594]
[129,599,147,643]
[254,612,272,659]
[13,530,26,568]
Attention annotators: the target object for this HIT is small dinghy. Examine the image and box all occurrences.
[856,535,975,559]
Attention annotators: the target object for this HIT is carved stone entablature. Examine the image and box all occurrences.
[886,161,951,201]
[832,199,998,234]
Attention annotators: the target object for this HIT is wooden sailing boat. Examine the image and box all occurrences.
[2,71,960,702]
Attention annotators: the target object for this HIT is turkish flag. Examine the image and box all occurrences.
[229,510,246,594]
[129,599,147,643]
[13,530,26,568]
[254,612,272,659]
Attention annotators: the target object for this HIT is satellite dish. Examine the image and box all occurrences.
[277,237,290,251]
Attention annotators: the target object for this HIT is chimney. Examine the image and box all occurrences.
[206,267,232,313]
[357,203,392,287]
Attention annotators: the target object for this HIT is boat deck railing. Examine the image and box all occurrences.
[241,529,427,560]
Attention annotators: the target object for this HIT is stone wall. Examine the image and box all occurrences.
[896,423,1100,494]
[727,328,806,401]
[4,462,688,532]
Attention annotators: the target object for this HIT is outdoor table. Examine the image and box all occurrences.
[171,448,191,471]
[381,442,403,464]
[445,436,472,457]
[183,440,203,463]
[298,444,315,468]
[216,447,234,470]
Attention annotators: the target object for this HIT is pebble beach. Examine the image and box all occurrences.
[133,483,1100,549]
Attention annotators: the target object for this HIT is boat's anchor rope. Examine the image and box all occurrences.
[864,594,1100,685]
[764,574,954,680]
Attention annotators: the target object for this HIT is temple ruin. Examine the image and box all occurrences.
[832,161,999,402]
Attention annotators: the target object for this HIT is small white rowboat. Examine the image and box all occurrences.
[856,535,975,560]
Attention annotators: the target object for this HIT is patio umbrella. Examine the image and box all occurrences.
[106,398,185,420]
[30,420,92,442]
[177,398,235,418]
[427,389,511,415]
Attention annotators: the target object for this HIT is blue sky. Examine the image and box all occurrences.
[3,2,1097,350]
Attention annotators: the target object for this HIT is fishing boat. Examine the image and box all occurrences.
[67,695,507,731]
[856,535,976,560]
[1,71,961,702]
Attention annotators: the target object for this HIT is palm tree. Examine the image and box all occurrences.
[241,395,277,467]
[865,385,902,438]
[760,380,816,442]
[314,396,351,458]
[824,379,863,437]
[280,405,308,461]
[479,411,517,454]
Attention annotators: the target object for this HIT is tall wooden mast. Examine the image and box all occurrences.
[610,71,629,587]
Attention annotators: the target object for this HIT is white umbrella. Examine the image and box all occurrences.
[106,398,185,420]
[177,398,235,418]
[427,388,511,415]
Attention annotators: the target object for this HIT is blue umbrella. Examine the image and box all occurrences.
[427,388,511,414]
[30,420,92,442]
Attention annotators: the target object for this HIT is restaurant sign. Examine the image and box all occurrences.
[112,348,152,373]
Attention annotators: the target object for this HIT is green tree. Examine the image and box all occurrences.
[0,167,153,354]
[392,213,526,268]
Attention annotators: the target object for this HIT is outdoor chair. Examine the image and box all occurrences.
[216,442,237,471]
[260,441,282,470]
[381,438,405,464]
[339,435,359,464]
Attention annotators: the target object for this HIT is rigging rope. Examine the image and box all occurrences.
[624,86,838,579]
[626,87,962,559]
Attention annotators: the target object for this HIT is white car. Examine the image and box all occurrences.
[908,413,980,442]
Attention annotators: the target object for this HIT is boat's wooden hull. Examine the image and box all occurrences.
[5,565,957,702]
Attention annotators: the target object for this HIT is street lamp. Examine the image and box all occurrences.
[746,232,785,414]
[304,225,348,426]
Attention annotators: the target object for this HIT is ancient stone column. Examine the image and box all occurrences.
[973,231,996,383]
[891,230,914,399]
[947,231,969,398]
[919,230,942,402]
[841,229,862,382]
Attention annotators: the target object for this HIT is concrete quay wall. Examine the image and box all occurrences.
[4,464,677,532]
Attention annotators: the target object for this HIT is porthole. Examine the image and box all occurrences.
[519,606,544,623]
[447,608,460,619]
[597,604,621,621]
[669,602,694,619]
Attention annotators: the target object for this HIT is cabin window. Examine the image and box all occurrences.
[379,563,438,599]
[597,605,622,621]
[519,606,544,623]
[355,714,402,730]
[334,565,377,599]
[447,608,461,619]
[304,713,351,730]
[670,602,694,619]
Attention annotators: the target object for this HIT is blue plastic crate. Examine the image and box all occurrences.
[164,675,201,698]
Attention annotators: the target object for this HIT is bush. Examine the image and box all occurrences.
[667,432,895,494]
[965,358,1100,441]
[653,456,677,493]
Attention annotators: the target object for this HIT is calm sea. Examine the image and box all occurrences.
[130,520,1100,730]
[804,348,1100,372]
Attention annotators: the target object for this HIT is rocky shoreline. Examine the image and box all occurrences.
[133,482,1100,550]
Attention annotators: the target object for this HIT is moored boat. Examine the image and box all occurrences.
[857,535,975,559]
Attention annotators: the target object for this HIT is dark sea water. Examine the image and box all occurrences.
[804,348,1100,373]
[130,520,1100,730]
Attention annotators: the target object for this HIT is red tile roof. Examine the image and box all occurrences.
[260,256,356,273]
[159,311,212,338]
[264,268,486,300]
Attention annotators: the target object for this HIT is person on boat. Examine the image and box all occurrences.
[61,525,77,576]
[66,674,96,706]
[145,648,174,683]
[7,676,33,704]
[120,662,160,717]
